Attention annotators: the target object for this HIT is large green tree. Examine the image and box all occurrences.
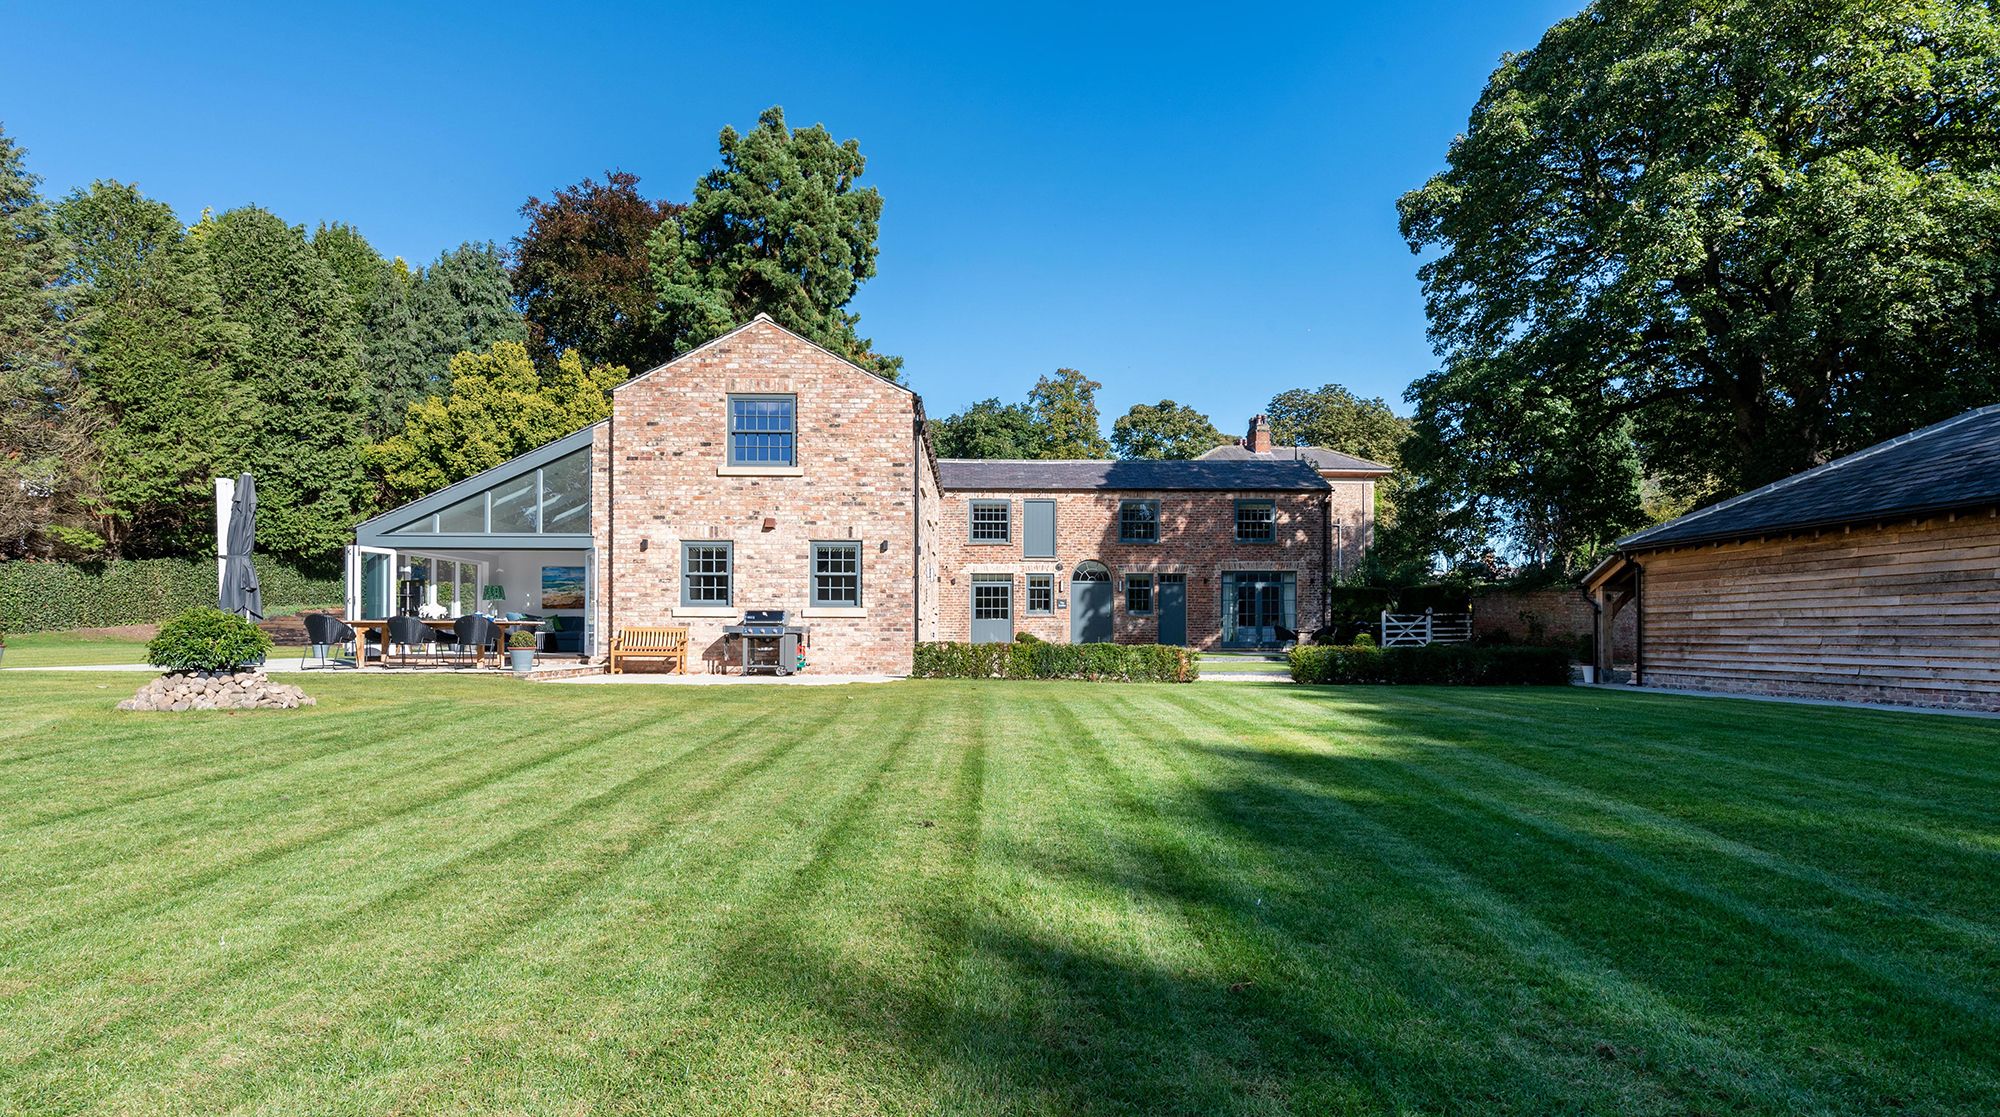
[0,126,99,558]
[201,206,368,565]
[1265,385,1409,465]
[363,243,524,437]
[310,222,391,322]
[364,340,623,503]
[1398,0,2000,567]
[930,398,1041,459]
[1027,369,1111,458]
[1110,400,1228,460]
[56,182,247,555]
[648,107,898,377]
[513,171,681,371]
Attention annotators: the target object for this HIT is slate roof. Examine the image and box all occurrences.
[1619,404,2000,551]
[937,458,1331,492]
[1196,444,1393,473]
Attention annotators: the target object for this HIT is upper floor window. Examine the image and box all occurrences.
[970,500,1011,543]
[1235,499,1276,543]
[1119,500,1160,544]
[681,541,734,606]
[728,395,796,467]
[812,541,862,607]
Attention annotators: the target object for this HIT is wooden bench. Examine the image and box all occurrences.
[607,626,690,675]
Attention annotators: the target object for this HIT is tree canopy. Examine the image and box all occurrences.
[648,107,898,378]
[513,171,680,371]
[1028,369,1111,459]
[930,398,1042,459]
[364,340,623,503]
[1264,385,1408,466]
[1110,400,1227,460]
[1398,0,2000,569]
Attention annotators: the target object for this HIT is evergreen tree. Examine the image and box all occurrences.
[409,241,524,390]
[310,221,390,322]
[1027,369,1110,458]
[201,205,368,565]
[55,182,248,555]
[648,107,899,377]
[358,260,424,438]
[364,340,622,503]
[0,125,99,557]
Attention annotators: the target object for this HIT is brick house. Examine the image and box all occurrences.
[349,317,1369,673]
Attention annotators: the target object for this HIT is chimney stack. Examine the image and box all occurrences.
[1247,414,1273,454]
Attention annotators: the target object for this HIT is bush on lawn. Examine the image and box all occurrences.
[0,557,342,634]
[913,641,1198,682]
[146,608,274,673]
[1289,642,1569,686]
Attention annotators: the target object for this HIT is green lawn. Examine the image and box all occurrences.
[1198,652,1293,675]
[3,673,1997,1115]
[1,631,152,668]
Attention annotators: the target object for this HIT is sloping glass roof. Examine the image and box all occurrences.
[356,425,597,547]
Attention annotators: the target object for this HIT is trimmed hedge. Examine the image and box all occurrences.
[912,641,1198,682]
[0,557,342,634]
[1289,643,1570,686]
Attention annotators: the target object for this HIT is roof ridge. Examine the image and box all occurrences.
[1619,403,2000,548]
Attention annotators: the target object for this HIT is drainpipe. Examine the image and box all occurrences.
[605,411,615,662]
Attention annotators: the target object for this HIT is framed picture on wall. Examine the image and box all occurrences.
[541,566,585,610]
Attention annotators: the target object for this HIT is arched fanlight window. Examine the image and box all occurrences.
[1071,561,1110,583]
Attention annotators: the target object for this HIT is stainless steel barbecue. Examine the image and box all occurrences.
[721,609,809,675]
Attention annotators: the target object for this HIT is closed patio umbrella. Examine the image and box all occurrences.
[219,472,264,621]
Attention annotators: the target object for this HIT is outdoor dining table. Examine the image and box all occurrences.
[342,616,543,669]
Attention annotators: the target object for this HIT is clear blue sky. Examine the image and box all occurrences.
[5,1,1577,434]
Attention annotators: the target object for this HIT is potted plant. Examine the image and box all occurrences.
[507,628,538,674]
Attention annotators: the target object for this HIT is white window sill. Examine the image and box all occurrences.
[802,607,867,619]
[670,606,738,618]
[717,465,803,477]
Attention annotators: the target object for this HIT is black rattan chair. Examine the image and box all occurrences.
[388,614,436,667]
[301,612,357,670]
[451,614,497,668]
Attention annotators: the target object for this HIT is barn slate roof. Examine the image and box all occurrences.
[1195,444,1392,473]
[1618,404,2000,551]
[937,458,1331,492]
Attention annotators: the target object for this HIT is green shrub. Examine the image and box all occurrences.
[146,608,274,673]
[1013,631,1043,644]
[0,557,341,634]
[1352,631,1376,648]
[1289,643,1569,686]
[913,641,1197,682]
[507,630,538,649]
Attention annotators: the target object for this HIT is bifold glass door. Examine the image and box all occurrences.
[1221,571,1297,647]
[346,546,395,620]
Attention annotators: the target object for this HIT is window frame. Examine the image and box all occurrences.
[726,393,798,468]
[1124,572,1155,615]
[969,500,1012,545]
[809,540,863,609]
[1118,499,1161,545]
[679,540,735,607]
[1025,573,1055,615]
[1234,498,1277,544]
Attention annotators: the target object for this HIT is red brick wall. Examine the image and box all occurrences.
[934,488,1330,647]
[1470,586,1636,661]
[590,319,929,675]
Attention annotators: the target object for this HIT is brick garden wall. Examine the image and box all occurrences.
[590,319,929,675]
[933,488,1332,648]
[1471,586,1636,661]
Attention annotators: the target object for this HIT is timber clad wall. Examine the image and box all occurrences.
[934,489,1330,647]
[1635,513,2000,710]
[590,320,929,675]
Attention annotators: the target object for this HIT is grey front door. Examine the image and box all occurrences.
[1070,563,1113,643]
[971,577,1013,643]
[1157,574,1187,646]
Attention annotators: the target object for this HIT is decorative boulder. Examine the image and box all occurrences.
[118,670,315,712]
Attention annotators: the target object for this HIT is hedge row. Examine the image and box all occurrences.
[0,557,343,633]
[1289,643,1571,686]
[912,641,1198,682]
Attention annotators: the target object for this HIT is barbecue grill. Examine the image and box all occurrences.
[721,609,809,675]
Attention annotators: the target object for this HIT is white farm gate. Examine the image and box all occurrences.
[1379,610,1474,647]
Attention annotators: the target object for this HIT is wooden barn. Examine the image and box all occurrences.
[1583,405,2000,711]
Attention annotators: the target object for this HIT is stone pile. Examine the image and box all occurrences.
[118,670,315,712]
